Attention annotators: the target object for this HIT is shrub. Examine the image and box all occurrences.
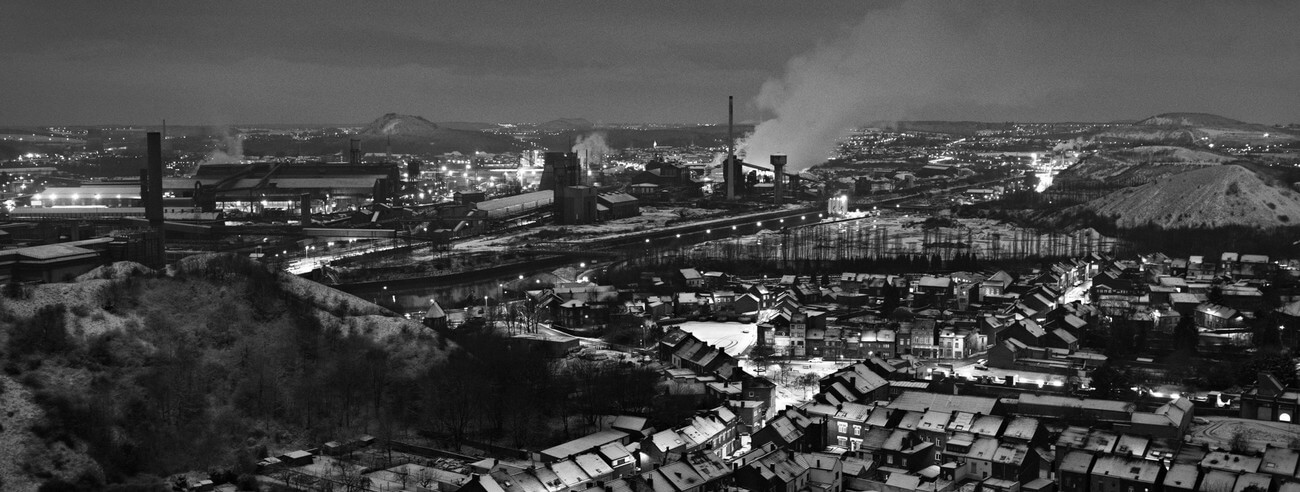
[9,304,71,355]
[235,474,260,491]
[3,281,26,299]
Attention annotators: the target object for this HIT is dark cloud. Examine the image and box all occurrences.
[0,1,1296,126]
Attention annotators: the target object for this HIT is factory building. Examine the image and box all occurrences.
[543,152,599,225]
[162,162,400,213]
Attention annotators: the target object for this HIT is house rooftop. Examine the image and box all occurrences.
[574,453,614,478]
[1262,446,1300,476]
[970,415,1005,437]
[1199,470,1239,492]
[1092,455,1163,484]
[1164,462,1201,490]
[541,430,628,461]
[1202,451,1262,473]
[659,461,706,491]
[1233,473,1272,492]
[1060,450,1096,475]
[1002,417,1039,441]
[887,391,997,414]
[834,402,874,422]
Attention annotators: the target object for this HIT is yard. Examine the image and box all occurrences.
[1188,417,1300,453]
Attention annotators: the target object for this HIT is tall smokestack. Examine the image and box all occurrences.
[771,154,787,205]
[142,132,167,269]
[726,96,735,200]
[146,132,164,228]
[349,139,361,165]
[300,193,312,226]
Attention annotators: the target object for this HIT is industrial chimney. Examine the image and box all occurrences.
[146,132,164,228]
[771,154,787,205]
[349,138,361,165]
[300,193,312,226]
[726,96,735,201]
[140,132,167,269]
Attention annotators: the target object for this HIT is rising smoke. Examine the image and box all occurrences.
[201,127,245,165]
[570,131,610,167]
[741,3,1057,172]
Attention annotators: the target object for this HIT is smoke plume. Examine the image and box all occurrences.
[200,127,244,165]
[570,131,610,167]
[741,3,1057,172]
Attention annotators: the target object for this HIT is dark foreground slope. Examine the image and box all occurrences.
[0,254,451,491]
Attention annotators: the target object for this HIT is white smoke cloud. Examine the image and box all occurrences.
[570,131,610,167]
[741,3,1058,172]
[200,128,244,165]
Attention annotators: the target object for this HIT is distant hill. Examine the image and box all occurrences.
[1077,164,1300,228]
[352,113,525,154]
[1136,113,1256,127]
[529,124,752,151]
[1052,145,1236,189]
[533,118,594,132]
[1091,112,1299,146]
[358,113,440,137]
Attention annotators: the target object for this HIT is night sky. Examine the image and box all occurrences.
[3,1,1297,126]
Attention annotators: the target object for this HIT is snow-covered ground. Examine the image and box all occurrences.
[1062,280,1091,305]
[740,359,854,411]
[1188,417,1300,453]
[675,321,758,357]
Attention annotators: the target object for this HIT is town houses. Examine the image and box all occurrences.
[396,248,1300,492]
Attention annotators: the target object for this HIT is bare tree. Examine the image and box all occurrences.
[417,469,435,488]
[393,465,410,489]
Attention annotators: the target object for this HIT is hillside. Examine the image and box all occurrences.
[352,113,526,153]
[1078,164,1300,228]
[358,113,441,137]
[1052,145,1236,189]
[532,118,594,132]
[0,254,452,491]
[1092,112,1299,146]
[530,124,752,151]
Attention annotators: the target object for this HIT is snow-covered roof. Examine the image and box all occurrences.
[424,299,446,319]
